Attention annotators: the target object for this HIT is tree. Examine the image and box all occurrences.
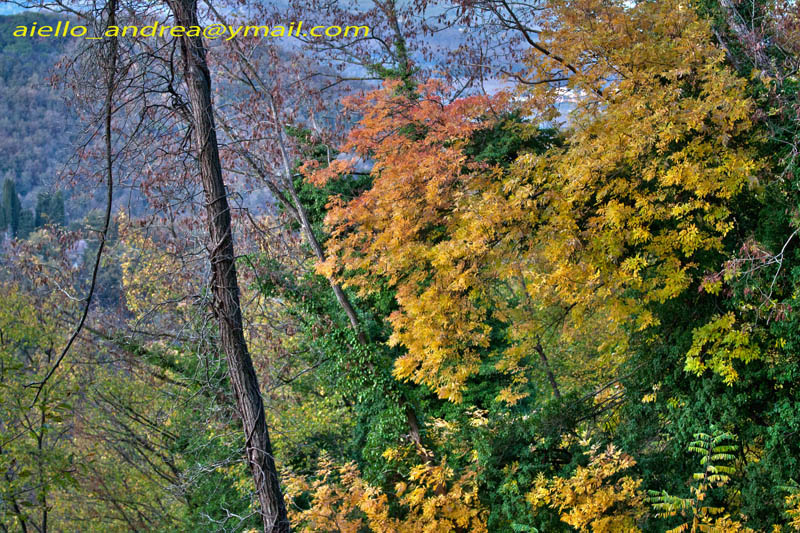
[528,441,646,532]
[35,191,51,228]
[2,178,21,237]
[49,191,65,227]
[309,0,758,406]
[17,208,34,240]
[35,191,66,229]
[3,0,800,529]
[647,431,749,533]
[163,0,288,529]
[0,188,6,232]
[0,287,79,533]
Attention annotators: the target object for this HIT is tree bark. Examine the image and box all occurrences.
[201,5,429,458]
[165,0,288,530]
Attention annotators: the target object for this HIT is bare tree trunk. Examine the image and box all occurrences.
[165,0,288,530]
[203,4,429,459]
[266,97,369,344]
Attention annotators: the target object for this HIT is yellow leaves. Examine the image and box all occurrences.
[496,387,529,406]
[284,458,368,533]
[528,475,553,506]
[528,443,645,532]
[266,394,354,458]
[381,447,401,462]
[307,0,762,408]
[678,224,703,256]
[621,254,648,278]
[285,452,487,533]
[685,313,760,384]
[641,383,661,403]
[117,214,197,321]
[786,487,800,531]
[310,82,520,402]
[527,0,758,298]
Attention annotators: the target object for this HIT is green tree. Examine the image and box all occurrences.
[17,208,34,239]
[49,191,65,227]
[0,190,5,232]
[35,191,51,228]
[2,178,21,237]
[33,190,64,228]
[648,431,746,532]
[0,287,78,533]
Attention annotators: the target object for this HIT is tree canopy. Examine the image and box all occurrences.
[1,0,799,531]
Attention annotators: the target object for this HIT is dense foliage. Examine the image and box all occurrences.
[1,0,799,531]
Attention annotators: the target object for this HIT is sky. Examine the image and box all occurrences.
[0,5,25,14]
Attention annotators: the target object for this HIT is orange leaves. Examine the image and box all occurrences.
[285,452,487,533]
[300,158,356,187]
[308,80,507,402]
[307,0,761,406]
[335,80,499,156]
[284,458,369,533]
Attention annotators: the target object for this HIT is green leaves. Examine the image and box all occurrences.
[647,430,744,532]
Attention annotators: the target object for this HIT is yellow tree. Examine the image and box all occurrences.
[310,0,760,405]
[527,441,646,532]
[285,417,488,533]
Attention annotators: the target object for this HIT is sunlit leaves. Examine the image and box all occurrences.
[647,431,751,533]
[308,0,759,406]
[685,313,760,384]
[527,441,646,532]
[285,452,487,533]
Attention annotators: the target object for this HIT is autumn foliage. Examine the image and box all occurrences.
[3,0,800,530]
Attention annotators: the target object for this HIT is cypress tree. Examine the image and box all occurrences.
[50,191,65,226]
[17,209,34,239]
[35,191,51,228]
[0,190,6,232]
[2,179,21,237]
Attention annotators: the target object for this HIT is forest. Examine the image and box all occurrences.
[0,12,76,206]
[0,0,798,531]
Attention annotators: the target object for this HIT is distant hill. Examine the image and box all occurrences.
[0,12,79,212]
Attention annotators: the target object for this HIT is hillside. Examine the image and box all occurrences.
[0,13,78,211]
